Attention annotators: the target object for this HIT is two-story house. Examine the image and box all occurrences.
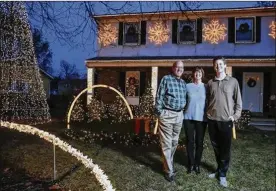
[86,6,276,115]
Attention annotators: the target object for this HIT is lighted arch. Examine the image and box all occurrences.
[67,84,133,129]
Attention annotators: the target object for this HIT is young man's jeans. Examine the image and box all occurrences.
[208,119,233,177]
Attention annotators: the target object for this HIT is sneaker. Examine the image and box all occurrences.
[208,172,217,178]
[164,174,174,182]
[219,177,228,187]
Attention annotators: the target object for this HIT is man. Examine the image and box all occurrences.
[206,56,242,187]
[155,61,187,182]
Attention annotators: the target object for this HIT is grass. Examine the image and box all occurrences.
[0,120,275,191]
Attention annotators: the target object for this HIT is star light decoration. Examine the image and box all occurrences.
[148,20,170,45]
[98,23,118,47]
[268,21,275,39]
[202,19,227,44]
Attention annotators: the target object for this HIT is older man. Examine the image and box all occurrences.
[206,56,242,187]
[155,61,187,182]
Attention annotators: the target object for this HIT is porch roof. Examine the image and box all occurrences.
[86,56,276,68]
[86,56,275,61]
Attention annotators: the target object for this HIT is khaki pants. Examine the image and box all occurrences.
[159,109,183,176]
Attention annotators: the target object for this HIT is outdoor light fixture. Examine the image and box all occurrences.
[202,19,227,44]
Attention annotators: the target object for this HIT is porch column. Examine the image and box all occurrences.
[226,66,232,76]
[87,67,95,104]
[151,67,158,104]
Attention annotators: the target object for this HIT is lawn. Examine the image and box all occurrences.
[0,120,275,191]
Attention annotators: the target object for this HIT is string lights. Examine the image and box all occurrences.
[202,19,227,44]
[98,23,118,47]
[139,82,156,119]
[268,21,275,39]
[87,97,106,122]
[0,2,50,124]
[0,121,115,191]
[109,87,130,123]
[148,20,169,45]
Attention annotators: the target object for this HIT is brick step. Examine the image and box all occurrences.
[249,121,276,126]
[251,118,276,122]
[254,126,276,131]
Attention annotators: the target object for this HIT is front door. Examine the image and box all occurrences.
[242,72,263,112]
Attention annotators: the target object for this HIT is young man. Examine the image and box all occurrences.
[206,56,242,187]
[155,60,187,182]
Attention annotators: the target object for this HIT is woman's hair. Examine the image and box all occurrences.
[192,67,205,79]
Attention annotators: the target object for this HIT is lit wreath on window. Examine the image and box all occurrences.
[247,77,257,88]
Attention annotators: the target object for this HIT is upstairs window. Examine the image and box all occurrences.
[178,20,196,44]
[124,22,140,45]
[235,17,256,43]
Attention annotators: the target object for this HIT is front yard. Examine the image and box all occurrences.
[0,120,275,190]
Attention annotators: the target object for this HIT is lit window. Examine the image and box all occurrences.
[124,22,140,45]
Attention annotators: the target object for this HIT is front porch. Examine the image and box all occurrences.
[86,56,275,115]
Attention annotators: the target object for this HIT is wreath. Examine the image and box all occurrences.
[247,78,257,88]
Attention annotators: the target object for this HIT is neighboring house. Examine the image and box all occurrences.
[58,79,87,95]
[39,68,54,99]
[86,6,276,115]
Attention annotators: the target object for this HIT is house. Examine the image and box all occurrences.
[58,79,87,95]
[39,68,54,99]
[86,6,276,115]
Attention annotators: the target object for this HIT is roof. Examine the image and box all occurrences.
[86,56,276,61]
[39,68,54,80]
[94,6,276,19]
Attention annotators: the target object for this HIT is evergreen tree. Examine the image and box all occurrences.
[87,97,106,122]
[70,97,85,122]
[0,2,50,124]
[109,86,130,123]
[139,82,155,119]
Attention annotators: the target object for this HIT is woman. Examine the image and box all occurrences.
[184,67,207,174]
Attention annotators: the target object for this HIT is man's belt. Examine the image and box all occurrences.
[164,107,183,112]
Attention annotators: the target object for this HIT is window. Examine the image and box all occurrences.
[124,22,140,45]
[178,20,196,44]
[235,17,255,43]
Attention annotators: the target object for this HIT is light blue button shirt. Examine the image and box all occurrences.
[184,83,206,121]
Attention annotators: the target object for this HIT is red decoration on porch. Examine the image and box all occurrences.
[135,119,141,134]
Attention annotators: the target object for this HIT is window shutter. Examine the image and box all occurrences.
[140,21,147,45]
[196,19,202,43]
[255,16,261,43]
[118,22,124,45]
[139,72,146,96]
[119,71,125,95]
[172,19,178,44]
[228,17,235,43]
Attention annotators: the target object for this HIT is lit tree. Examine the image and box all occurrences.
[70,97,85,122]
[0,2,50,124]
[109,86,130,123]
[87,96,106,122]
[139,82,155,119]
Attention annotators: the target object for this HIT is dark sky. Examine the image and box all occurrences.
[29,1,258,77]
